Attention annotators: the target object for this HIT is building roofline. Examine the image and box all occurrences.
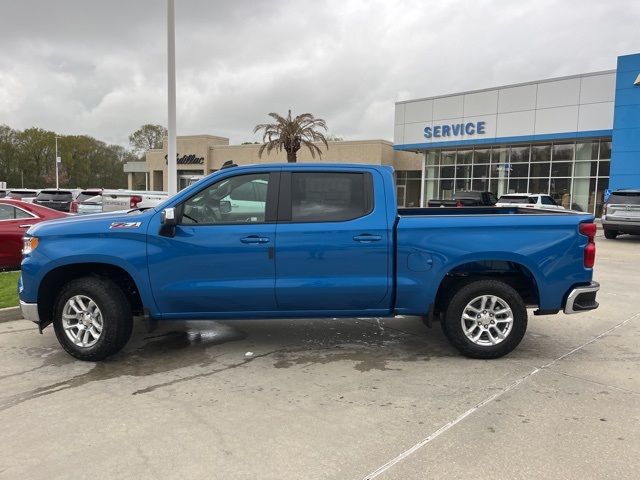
[209,139,394,150]
[395,69,616,105]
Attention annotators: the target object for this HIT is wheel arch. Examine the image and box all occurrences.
[37,262,147,330]
[432,258,541,317]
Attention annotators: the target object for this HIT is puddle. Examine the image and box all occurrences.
[1,318,453,410]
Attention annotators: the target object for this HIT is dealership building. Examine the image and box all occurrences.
[125,53,639,216]
[393,53,640,215]
[124,136,422,192]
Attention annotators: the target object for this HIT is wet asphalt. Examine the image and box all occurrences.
[0,234,638,479]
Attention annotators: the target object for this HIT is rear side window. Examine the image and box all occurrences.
[608,192,640,205]
[540,196,557,206]
[289,172,372,222]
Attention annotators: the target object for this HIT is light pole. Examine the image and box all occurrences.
[55,136,61,189]
[167,0,177,195]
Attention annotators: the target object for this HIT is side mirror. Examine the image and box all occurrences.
[161,207,177,226]
[159,207,177,237]
[219,200,231,215]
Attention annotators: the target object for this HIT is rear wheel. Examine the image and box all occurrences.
[53,277,133,361]
[442,280,527,359]
[604,229,618,239]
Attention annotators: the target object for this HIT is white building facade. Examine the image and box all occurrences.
[393,53,640,215]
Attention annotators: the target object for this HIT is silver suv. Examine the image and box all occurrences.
[602,190,640,239]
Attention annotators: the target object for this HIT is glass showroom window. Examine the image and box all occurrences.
[396,170,422,207]
[420,138,610,215]
[472,148,490,191]
[423,151,439,205]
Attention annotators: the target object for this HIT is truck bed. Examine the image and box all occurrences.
[398,206,580,216]
[394,206,594,316]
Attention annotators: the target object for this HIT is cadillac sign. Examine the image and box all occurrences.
[165,154,205,165]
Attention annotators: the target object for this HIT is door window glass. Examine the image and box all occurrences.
[0,205,15,220]
[181,174,269,225]
[290,172,372,222]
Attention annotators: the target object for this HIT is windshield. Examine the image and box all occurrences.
[607,192,640,205]
[9,190,37,198]
[37,191,73,201]
[77,192,102,202]
[498,196,532,204]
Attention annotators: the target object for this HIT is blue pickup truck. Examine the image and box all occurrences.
[19,164,599,361]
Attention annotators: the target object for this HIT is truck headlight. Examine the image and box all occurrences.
[22,237,39,255]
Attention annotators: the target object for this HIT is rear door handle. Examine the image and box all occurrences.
[353,234,382,243]
[19,224,32,229]
[240,235,270,244]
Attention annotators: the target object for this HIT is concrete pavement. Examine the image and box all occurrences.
[0,233,638,479]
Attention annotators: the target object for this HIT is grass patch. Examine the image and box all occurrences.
[0,271,20,309]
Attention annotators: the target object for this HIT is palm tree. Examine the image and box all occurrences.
[254,110,329,163]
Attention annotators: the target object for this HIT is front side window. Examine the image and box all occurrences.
[290,172,372,222]
[0,204,15,220]
[181,173,269,225]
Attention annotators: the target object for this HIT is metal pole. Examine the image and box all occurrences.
[166,0,177,195]
[55,136,59,189]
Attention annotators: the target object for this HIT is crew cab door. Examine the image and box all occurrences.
[147,172,279,316]
[274,170,390,311]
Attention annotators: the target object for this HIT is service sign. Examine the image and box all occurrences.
[424,121,486,139]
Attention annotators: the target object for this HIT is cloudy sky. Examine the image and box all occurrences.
[0,0,638,147]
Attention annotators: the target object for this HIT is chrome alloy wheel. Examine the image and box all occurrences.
[461,295,514,346]
[61,295,104,348]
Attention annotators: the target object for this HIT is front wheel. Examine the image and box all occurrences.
[53,277,133,361]
[442,280,527,359]
[603,229,618,239]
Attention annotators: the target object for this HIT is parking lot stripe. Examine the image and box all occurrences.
[362,312,640,480]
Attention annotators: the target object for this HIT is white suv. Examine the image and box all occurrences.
[496,194,565,210]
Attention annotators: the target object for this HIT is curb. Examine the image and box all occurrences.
[0,306,22,323]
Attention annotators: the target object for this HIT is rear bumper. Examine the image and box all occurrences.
[601,220,640,234]
[20,301,40,324]
[564,282,600,314]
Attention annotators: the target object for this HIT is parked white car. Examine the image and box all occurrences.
[7,189,40,203]
[76,194,104,215]
[101,190,169,213]
[496,193,565,210]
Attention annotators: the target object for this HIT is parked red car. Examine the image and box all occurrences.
[0,199,67,269]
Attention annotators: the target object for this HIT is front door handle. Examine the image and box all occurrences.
[240,235,270,244]
[19,224,32,229]
[353,234,382,243]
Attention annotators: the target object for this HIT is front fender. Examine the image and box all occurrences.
[20,235,158,317]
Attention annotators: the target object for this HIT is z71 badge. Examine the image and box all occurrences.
[109,222,142,229]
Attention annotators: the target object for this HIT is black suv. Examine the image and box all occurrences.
[33,189,76,212]
[602,190,640,239]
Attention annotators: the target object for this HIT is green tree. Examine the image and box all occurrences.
[254,110,328,163]
[0,125,20,186]
[16,127,56,188]
[128,124,167,155]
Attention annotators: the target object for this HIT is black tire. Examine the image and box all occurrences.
[53,276,133,361]
[442,279,527,359]
[603,229,618,239]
